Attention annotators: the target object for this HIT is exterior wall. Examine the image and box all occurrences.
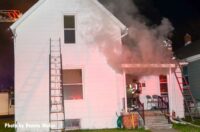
[139,76,160,110]
[168,71,184,118]
[188,59,200,100]
[14,0,124,131]
[139,71,184,118]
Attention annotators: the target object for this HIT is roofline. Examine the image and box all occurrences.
[10,0,127,33]
[121,63,176,68]
[9,0,46,32]
[186,54,200,62]
[92,0,127,31]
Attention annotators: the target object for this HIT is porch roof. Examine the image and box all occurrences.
[121,63,176,68]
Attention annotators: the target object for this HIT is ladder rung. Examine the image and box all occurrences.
[51,120,64,122]
[51,45,60,47]
[184,95,192,97]
[51,50,60,52]
[50,129,64,131]
[51,69,61,70]
[183,87,190,89]
[50,111,64,113]
[51,74,61,76]
[51,80,62,82]
[51,96,63,98]
[51,75,61,76]
[51,103,63,105]
[51,55,61,57]
[51,89,62,90]
[185,100,194,103]
[51,89,62,91]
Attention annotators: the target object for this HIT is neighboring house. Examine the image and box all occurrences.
[175,39,200,102]
[0,89,14,116]
[10,0,184,131]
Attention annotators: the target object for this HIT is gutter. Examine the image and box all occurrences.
[121,28,128,38]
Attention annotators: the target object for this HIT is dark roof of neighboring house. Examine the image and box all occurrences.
[175,40,200,59]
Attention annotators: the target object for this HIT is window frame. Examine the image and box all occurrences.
[63,14,77,44]
[63,69,83,100]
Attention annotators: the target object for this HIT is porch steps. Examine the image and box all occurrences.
[145,110,172,129]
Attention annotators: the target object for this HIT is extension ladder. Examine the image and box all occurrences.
[49,38,65,131]
[174,62,198,121]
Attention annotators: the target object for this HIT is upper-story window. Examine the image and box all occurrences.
[64,15,75,43]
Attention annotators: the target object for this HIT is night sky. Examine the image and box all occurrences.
[0,0,200,89]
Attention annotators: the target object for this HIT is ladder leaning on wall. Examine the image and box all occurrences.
[49,38,65,131]
[174,62,199,121]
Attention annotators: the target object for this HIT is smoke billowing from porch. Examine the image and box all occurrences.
[84,0,175,76]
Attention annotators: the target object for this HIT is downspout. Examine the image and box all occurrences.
[121,28,128,112]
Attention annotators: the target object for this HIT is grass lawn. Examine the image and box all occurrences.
[70,128,150,132]
[173,123,200,132]
[0,119,15,132]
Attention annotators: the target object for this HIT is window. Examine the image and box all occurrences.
[159,75,169,102]
[159,75,168,94]
[64,15,75,43]
[63,69,83,100]
[65,119,80,130]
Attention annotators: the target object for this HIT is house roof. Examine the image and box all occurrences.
[10,0,126,32]
[10,0,46,31]
[175,40,200,59]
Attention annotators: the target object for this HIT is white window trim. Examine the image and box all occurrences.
[63,68,84,100]
[63,13,77,44]
[186,54,200,62]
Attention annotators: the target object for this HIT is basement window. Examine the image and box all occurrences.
[64,15,76,43]
[63,69,83,100]
[65,119,81,130]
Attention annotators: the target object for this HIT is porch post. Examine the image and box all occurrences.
[169,66,173,116]
[123,71,127,112]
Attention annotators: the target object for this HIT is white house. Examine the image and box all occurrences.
[0,91,14,116]
[10,0,184,131]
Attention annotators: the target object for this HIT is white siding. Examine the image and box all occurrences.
[169,72,184,118]
[14,0,124,131]
[139,76,160,110]
[139,73,184,118]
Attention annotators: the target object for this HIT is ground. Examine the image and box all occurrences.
[1,116,200,132]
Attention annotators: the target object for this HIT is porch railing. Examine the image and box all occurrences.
[136,99,145,125]
[157,96,170,122]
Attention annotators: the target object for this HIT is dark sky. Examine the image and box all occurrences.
[0,0,200,89]
[133,0,200,49]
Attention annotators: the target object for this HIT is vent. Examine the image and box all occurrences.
[65,119,81,130]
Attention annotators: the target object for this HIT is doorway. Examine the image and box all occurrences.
[125,74,142,112]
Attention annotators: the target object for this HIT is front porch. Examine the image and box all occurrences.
[121,63,183,129]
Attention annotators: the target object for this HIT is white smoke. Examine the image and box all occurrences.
[82,0,175,76]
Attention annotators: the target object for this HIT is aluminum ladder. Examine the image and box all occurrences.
[174,62,198,121]
[49,38,65,131]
